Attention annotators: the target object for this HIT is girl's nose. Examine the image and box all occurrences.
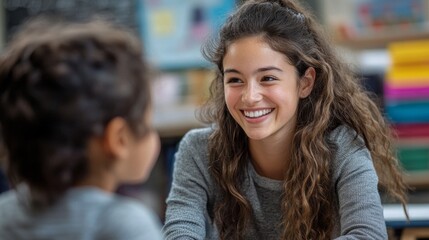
[242,82,262,104]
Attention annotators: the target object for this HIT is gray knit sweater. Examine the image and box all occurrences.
[163,126,387,239]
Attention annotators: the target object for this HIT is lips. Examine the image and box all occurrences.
[243,108,273,118]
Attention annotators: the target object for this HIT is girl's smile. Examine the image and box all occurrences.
[242,108,273,118]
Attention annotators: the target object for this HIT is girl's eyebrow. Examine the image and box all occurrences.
[223,66,283,74]
[256,66,283,73]
[223,68,240,74]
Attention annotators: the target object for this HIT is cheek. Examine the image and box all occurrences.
[224,89,242,122]
[144,132,160,165]
[137,132,160,179]
[272,85,300,103]
[224,88,239,108]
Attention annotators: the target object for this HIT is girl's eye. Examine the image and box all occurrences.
[262,76,277,82]
[225,77,242,84]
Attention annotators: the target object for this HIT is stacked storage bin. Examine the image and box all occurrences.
[385,40,429,175]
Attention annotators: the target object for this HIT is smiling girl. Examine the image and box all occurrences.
[163,0,408,239]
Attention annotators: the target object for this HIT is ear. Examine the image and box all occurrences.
[299,67,316,98]
[102,117,130,161]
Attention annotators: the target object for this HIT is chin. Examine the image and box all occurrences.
[244,131,270,140]
[247,136,268,141]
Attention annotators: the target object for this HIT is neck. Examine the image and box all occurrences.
[75,172,117,193]
[78,136,119,193]
[249,136,292,180]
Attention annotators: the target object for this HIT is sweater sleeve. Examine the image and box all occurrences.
[331,126,388,240]
[162,128,215,240]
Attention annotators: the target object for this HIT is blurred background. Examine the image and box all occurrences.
[0,0,428,238]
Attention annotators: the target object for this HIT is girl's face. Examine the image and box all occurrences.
[223,36,312,142]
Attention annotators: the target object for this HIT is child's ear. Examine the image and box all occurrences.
[299,67,316,98]
[102,117,130,160]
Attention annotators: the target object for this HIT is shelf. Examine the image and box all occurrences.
[335,29,429,50]
[404,171,429,189]
[153,104,206,138]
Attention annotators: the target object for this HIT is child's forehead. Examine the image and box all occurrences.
[225,36,293,63]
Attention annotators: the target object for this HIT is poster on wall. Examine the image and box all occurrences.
[137,0,235,70]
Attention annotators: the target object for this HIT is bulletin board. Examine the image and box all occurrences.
[137,0,235,70]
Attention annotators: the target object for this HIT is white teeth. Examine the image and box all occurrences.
[244,109,272,118]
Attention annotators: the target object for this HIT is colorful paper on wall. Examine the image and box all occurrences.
[396,145,429,172]
[393,124,429,138]
[386,65,429,85]
[385,83,429,100]
[386,100,429,123]
[389,39,429,66]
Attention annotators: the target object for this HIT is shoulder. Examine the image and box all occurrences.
[180,127,213,146]
[103,195,161,225]
[0,189,27,236]
[328,125,374,178]
[172,127,216,193]
[0,190,18,205]
[0,186,31,217]
[176,127,213,159]
[0,190,19,217]
[328,125,360,146]
[98,195,163,240]
[328,125,366,157]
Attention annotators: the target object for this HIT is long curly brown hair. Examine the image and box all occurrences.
[199,0,408,239]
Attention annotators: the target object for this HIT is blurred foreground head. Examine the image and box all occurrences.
[0,18,153,204]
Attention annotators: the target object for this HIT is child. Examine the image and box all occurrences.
[163,0,408,239]
[0,18,163,240]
